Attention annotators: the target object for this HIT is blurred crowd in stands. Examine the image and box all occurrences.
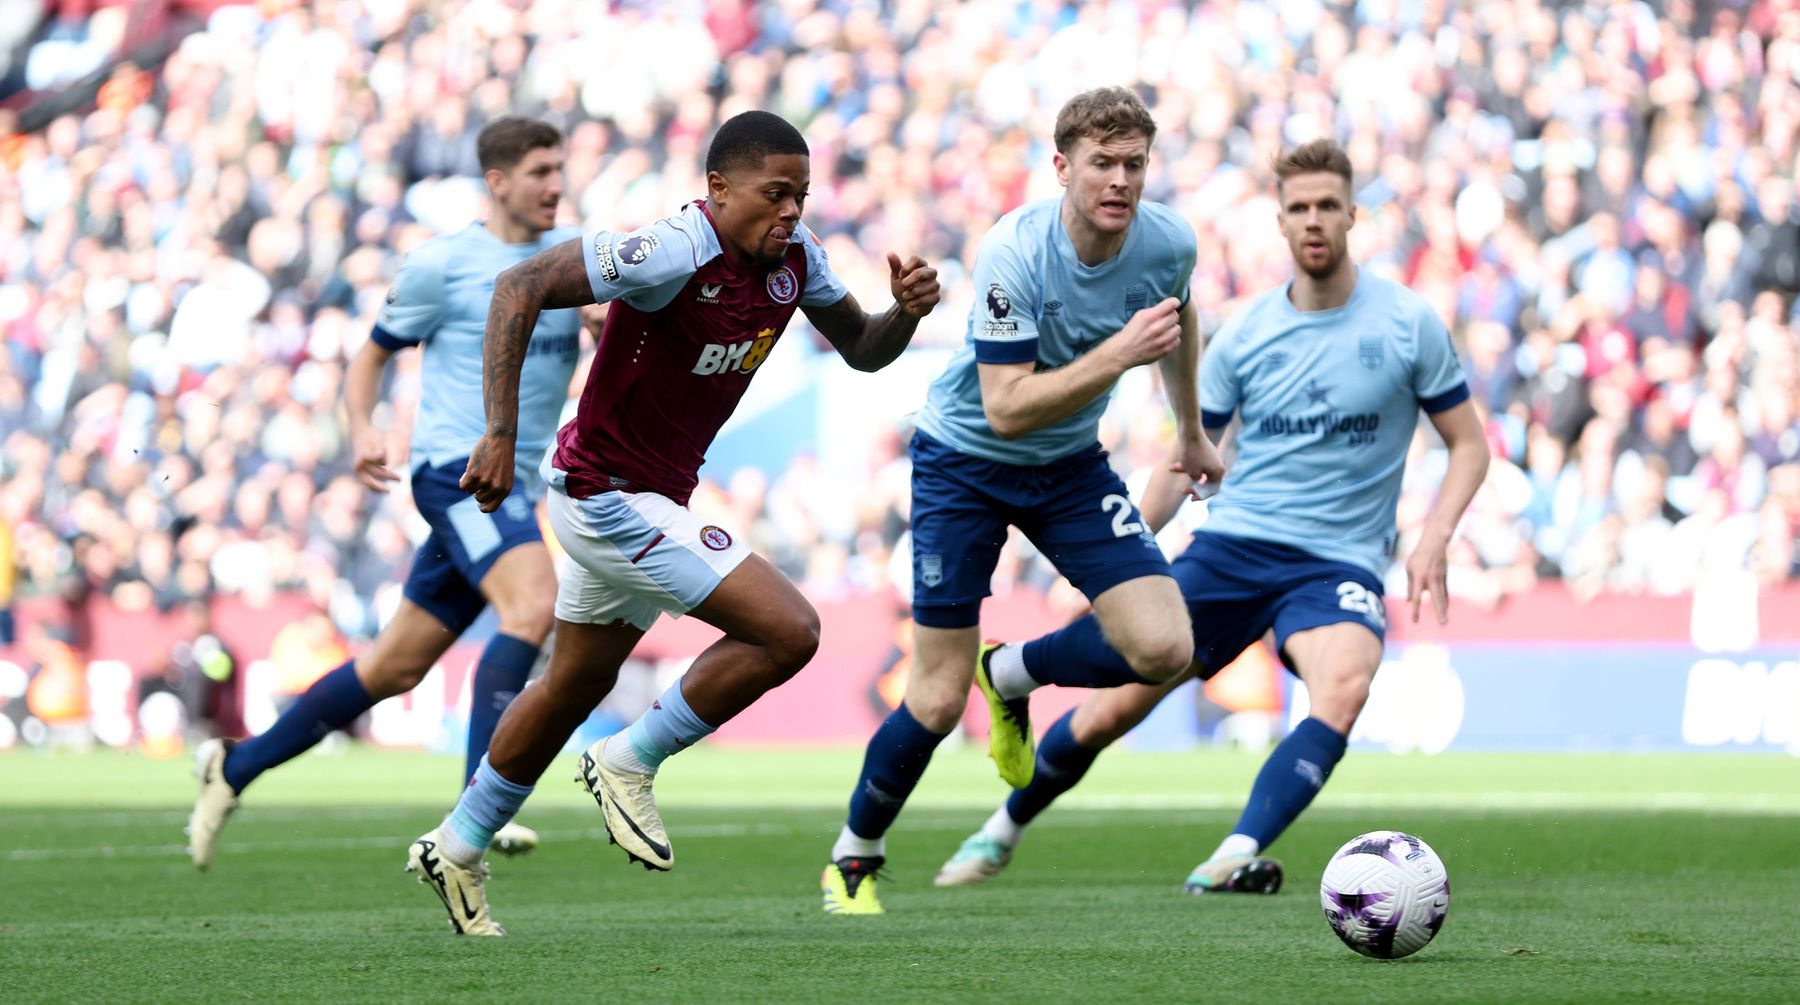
[3,0,1799,657]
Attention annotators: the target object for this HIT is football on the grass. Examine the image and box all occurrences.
[1319,830,1450,959]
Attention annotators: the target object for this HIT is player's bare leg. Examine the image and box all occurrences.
[1187,623,1380,895]
[577,555,819,871]
[1087,575,1195,682]
[902,626,982,733]
[409,618,640,932]
[488,619,644,783]
[669,555,821,724]
[353,600,465,699]
[1282,622,1381,735]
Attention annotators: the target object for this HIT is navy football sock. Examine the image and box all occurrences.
[465,633,539,784]
[845,704,949,840]
[223,661,373,793]
[1020,614,1156,689]
[1231,716,1348,849]
[1004,710,1103,825]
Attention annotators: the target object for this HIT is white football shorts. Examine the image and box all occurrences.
[546,486,751,630]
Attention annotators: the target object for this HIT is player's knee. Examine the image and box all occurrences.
[493,591,556,645]
[1308,665,1373,733]
[358,655,431,700]
[1124,632,1193,684]
[1078,699,1149,746]
[904,689,965,734]
[764,609,821,677]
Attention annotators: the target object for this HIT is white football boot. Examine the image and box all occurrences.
[576,736,672,871]
[187,738,239,870]
[405,829,505,936]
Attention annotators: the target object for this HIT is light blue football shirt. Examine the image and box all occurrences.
[1197,271,1470,576]
[914,198,1197,465]
[372,223,583,499]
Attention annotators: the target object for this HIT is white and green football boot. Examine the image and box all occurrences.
[934,834,1014,887]
[1182,855,1284,895]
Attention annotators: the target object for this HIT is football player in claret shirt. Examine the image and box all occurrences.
[402,110,940,935]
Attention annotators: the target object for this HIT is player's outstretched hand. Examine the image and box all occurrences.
[1168,434,1226,500]
[888,253,939,318]
[1405,539,1451,625]
[460,434,516,513]
[352,427,400,494]
[1112,297,1182,368]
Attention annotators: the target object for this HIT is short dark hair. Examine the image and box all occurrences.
[1053,86,1158,155]
[477,116,563,173]
[705,110,809,175]
[1273,139,1353,193]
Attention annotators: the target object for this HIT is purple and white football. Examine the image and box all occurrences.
[1319,830,1451,959]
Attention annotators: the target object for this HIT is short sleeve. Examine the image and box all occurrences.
[372,245,445,349]
[581,215,704,308]
[1198,320,1239,430]
[968,230,1040,365]
[797,224,848,307]
[1165,212,1198,308]
[1412,306,1471,413]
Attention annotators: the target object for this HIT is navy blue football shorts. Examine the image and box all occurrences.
[908,432,1172,629]
[1173,530,1388,677]
[402,458,544,634]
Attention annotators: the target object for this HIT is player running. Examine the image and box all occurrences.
[933,139,1491,895]
[186,117,585,869]
[821,86,1226,916]
[404,110,940,935]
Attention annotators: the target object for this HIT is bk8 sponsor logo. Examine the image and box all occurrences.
[692,328,777,375]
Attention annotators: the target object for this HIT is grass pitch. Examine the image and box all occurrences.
[3,745,1797,1003]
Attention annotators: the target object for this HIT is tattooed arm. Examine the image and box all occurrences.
[802,252,940,372]
[461,238,596,511]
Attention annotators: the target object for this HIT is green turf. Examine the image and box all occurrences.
[3,746,1797,1003]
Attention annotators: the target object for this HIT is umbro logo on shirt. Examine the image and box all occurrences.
[697,283,723,304]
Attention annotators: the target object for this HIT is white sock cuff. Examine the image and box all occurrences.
[436,815,487,868]
[988,643,1035,701]
[832,825,886,861]
[602,732,655,775]
[980,805,1024,847]
[1212,833,1261,861]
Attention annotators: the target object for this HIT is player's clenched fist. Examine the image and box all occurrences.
[1169,433,1227,497]
[459,433,516,513]
[1111,297,1182,367]
[887,253,940,318]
